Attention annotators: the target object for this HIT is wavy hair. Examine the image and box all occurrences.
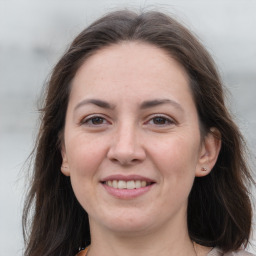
[23,10,254,256]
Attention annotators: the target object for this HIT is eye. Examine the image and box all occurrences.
[81,115,109,126]
[146,115,175,127]
[151,117,170,125]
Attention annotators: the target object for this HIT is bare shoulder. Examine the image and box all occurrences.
[208,247,255,256]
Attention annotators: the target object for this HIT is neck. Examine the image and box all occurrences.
[88,216,196,256]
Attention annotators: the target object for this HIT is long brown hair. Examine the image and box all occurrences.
[23,10,254,256]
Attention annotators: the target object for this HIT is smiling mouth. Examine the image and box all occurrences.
[102,180,155,189]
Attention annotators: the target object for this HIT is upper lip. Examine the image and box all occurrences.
[101,174,155,183]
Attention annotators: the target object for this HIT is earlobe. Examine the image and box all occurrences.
[61,164,70,176]
[60,144,70,177]
[196,128,221,177]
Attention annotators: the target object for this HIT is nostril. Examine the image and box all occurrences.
[110,157,141,166]
[107,144,146,165]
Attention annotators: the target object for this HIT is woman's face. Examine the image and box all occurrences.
[61,42,215,236]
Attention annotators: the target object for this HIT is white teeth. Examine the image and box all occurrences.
[105,180,150,189]
[127,180,135,189]
[112,180,118,188]
[141,181,146,187]
[117,180,126,189]
[135,180,141,189]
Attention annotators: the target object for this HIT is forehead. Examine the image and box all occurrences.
[70,42,192,104]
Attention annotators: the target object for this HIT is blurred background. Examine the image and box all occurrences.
[0,0,255,254]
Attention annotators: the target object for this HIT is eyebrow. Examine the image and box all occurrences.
[140,99,184,112]
[74,98,183,112]
[74,99,115,111]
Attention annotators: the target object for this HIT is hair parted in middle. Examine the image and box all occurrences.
[23,9,253,256]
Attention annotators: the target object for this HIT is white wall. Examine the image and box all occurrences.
[0,1,255,254]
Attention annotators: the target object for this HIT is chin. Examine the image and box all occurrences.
[92,208,155,234]
[106,220,152,236]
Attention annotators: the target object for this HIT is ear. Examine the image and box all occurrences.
[60,143,70,177]
[196,128,221,177]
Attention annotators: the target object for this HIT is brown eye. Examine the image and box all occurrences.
[152,117,169,125]
[82,116,108,126]
[90,117,105,125]
[149,116,174,126]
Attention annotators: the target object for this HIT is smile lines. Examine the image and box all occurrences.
[103,180,153,189]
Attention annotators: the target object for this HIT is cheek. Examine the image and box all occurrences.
[65,133,107,175]
[66,136,105,211]
[151,136,200,208]
[149,134,200,180]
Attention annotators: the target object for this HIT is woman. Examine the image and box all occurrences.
[23,10,255,256]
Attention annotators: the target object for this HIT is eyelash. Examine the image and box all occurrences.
[80,115,110,127]
[80,114,176,128]
[145,114,176,127]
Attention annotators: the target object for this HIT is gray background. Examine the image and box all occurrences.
[0,0,255,255]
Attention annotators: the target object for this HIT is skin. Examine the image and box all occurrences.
[61,42,221,256]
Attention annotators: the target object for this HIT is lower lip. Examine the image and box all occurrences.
[102,183,154,199]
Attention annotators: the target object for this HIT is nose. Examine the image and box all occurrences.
[107,123,146,166]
